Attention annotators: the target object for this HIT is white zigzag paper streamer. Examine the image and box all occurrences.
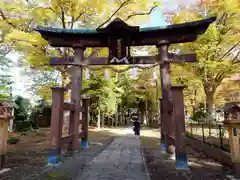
[110,57,129,64]
[105,69,109,80]
[85,68,90,80]
[131,68,137,79]
[153,71,157,80]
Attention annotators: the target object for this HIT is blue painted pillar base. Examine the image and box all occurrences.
[48,149,60,165]
[160,144,167,153]
[175,152,188,170]
[80,139,89,148]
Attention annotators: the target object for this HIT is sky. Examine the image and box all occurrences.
[6,0,197,98]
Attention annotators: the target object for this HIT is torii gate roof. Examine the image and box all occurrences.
[35,17,216,47]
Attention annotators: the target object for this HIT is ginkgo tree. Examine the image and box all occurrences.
[0,0,159,105]
[168,0,240,119]
[0,52,13,98]
[1,0,159,65]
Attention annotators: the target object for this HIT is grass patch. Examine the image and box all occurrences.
[45,172,69,180]
[140,136,160,149]
[7,138,20,145]
[88,130,116,140]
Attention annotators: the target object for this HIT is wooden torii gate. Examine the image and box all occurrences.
[36,17,216,167]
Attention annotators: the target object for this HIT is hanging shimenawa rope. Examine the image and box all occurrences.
[84,63,160,73]
[30,54,164,75]
[83,63,160,80]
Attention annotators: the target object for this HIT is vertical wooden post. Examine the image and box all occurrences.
[69,46,85,150]
[157,41,175,154]
[81,98,89,148]
[224,121,240,178]
[68,109,74,150]
[160,98,166,152]
[0,106,13,169]
[171,85,188,169]
[0,119,8,169]
[48,87,64,165]
[8,107,14,132]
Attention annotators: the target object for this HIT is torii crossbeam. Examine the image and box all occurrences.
[49,53,197,66]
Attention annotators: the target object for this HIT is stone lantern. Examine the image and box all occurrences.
[0,104,13,169]
[223,101,240,178]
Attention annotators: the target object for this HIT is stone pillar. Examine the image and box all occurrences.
[171,85,188,169]
[159,98,166,152]
[70,45,85,150]
[157,41,175,154]
[81,98,89,148]
[48,87,64,165]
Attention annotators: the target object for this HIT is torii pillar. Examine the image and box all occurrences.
[69,45,88,150]
[159,98,166,152]
[157,41,175,154]
[171,85,188,169]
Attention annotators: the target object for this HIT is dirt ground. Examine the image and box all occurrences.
[140,135,232,180]
[0,128,116,180]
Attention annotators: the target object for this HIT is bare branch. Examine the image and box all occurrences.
[232,50,240,65]
[218,42,240,61]
[97,0,132,29]
[70,12,85,29]
[216,12,227,25]
[215,70,228,85]
[46,7,56,13]
[0,10,17,28]
[0,9,34,33]
[74,12,85,22]
[125,3,158,21]
[59,6,66,29]
[46,7,66,28]
[88,48,101,58]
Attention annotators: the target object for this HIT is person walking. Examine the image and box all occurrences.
[132,115,141,137]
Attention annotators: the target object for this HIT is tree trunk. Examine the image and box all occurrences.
[118,105,121,126]
[107,116,111,127]
[145,100,148,126]
[205,91,214,123]
[101,113,104,128]
[115,113,118,127]
[97,109,101,129]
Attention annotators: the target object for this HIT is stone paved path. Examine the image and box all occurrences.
[76,133,150,180]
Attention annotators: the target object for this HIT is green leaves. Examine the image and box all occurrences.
[0,53,14,97]
[170,0,240,114]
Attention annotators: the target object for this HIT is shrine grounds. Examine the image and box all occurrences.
[0,127,234,180]
[1,128,116,180]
